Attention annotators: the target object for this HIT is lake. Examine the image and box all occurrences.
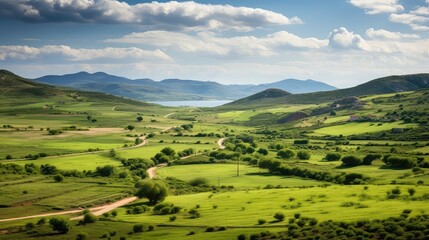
[151,100,232,107]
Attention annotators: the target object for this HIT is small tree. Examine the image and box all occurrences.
[325,153,341,161]
[408,188,416,196]
[127,125,135,132]
[135,179,168,205]
[53,174,64,182]
[257,148,269,155]
[362,154,382,165]
[277,149,295,159]
[82,213,97,224]
[274,212,285,221]
[297,150,311,160]
[136,116,143,122]
[49,217,71,234]
[341,155,362,167]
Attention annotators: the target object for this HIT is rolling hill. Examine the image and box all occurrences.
[33,72,336,101]
[221,73,429,109]
[0,70,151,107]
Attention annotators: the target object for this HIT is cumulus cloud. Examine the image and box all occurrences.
[349,0,403,14]
[0,0,302,31]
[0,45,172,62]
[411,7,429,16]
[365,28,420,40]
[105,30,327,57]
[328,27,370,50]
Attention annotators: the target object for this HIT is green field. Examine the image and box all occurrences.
[311,121,418,136]
[158,164,323,188]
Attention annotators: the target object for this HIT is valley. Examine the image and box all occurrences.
[0,70,429,239]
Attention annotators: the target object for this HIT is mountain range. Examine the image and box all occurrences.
[33,72,337,101]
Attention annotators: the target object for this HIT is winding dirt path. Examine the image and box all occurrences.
[217,137,226,149]
[146,163,167,179]
[164,112,175,118]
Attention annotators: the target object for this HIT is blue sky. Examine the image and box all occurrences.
[0,0,428,87]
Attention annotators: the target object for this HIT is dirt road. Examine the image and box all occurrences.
[217,138,226,149]
[146,163,167,179]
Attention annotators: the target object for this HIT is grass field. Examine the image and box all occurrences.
[158,164,326,188]
[311,121,418,136]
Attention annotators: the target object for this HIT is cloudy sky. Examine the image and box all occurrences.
[0,0,428,88]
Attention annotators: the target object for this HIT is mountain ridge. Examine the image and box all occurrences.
[33,72,337,101]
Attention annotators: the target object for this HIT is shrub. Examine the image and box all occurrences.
[274,212,285,221]
[135,179,168,204]
[341,155,362,167]
[133,224,144,233]
[408,188,416,196]
[362,154,382,165]
[297,151,311,160]
[76,233,88,240]
[189,177,209,186]
[325,153,341,161]
[82,213,97,224]
[205,227,215,232]
[237,234,247,240]
[383,156,417,168]
[53,174,64,182]
[258,219,266,225]
[257,148,269,155]
[277,149,295,159]
[188,209,200,218]
[49,217,71,234]
[169,216,176,222]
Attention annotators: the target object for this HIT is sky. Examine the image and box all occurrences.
[0,0,428,88]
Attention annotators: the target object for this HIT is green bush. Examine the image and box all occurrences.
[82,213,97,224]
[189,177,209,186]
[325,153,341,161]
[49,217,71,234]
[274,212,285,221]
[76,233,88,240]
[362,154,382,165]
[277,149,295,159]
[341,155,362,167]
[258,219,266,224]
[297,151,311,160]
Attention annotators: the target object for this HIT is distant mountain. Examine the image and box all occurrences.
[34,72,336,101]
[0,70,150,107]
[222,73,429,109]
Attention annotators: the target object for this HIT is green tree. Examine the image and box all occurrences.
[82,213,97,224]
[53,174,64,182]
[325,153,341,161]
[297,150,311,160]
[136,116,143,122]
[274,212,285,221]
[135,180,168,205]
[341,155,362,167]
[161,147,175,157]
[127,125,135,132]
[277,149,295,159]
[49,217,71,234]
[257,148,269,155]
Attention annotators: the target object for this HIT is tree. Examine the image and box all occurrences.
[82,213,97,224]
[161,147,175,157]
[274,212,285,221]
[257,148,269,155]
[325,153,341,161]
[341,155,362,167]
[95,165,115,177]
[53,174,64,182]
[127,125,135,132]
[91,119,97,123]
[136,116,143,122]
[49,217,71,234]
[277,149,295,159]
[362,154,382,165]
[135,179,168,204]
[297,151,311,160]
[330,110,337,116]
[408,188,416,196]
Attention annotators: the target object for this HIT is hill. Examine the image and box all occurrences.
[0,70,150,107]
[230,88,291,105]
[222,73,429,109]
[34,72,336,101]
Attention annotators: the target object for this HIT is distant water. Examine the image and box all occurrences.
[151,100,232,107]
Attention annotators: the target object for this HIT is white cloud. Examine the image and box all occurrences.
[0,45,172,62]
[365,28,420,40]
[106,30,327,57]
[411,7,429,16]
[0,0,302,31]
[328,27,370,50]
[389,13,429,31]
[349,0,403,14]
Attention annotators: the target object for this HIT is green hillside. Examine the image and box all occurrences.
[221,73,429,109]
